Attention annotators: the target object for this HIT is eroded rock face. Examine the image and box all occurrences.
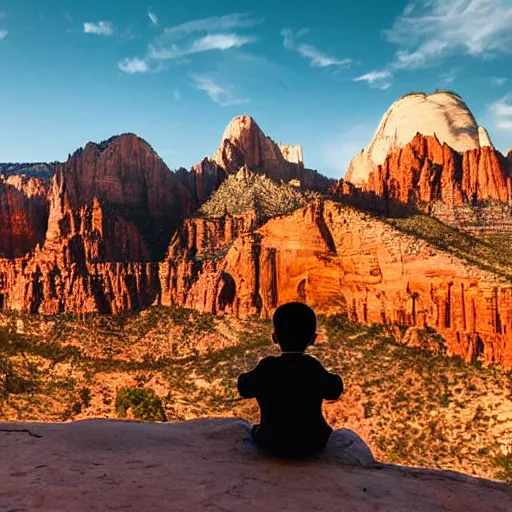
[175,158,226,205]
[213,115,333,191]
[0,175,49,258]
[346,92,493,185]
[158,201,512,369]
[361,133,511,210]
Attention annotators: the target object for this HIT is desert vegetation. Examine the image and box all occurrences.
[1,307,511,483]
[199,166,321,220]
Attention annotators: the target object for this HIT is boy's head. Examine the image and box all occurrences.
[272,302,317,352]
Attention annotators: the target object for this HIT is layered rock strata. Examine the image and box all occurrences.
[157,201,512,369]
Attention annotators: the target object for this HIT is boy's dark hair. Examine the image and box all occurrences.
[272,302,317,352]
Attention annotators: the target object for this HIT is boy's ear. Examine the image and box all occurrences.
[272,332,279,345]
[309,333,318,346]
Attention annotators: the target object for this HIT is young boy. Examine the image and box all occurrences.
[237,302,343,457]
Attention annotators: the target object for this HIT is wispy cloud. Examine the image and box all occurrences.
[173,89,182,101]
[354,70,392,90]
[83,21,115,36]
[385,0,512,69]
[281,28,352,68]
[148,10,158,26]
[0,12,6,19]
[192,75,249,106]
[489,95,512,130]
[118,57,149,74]
[64,11,73,25]
[160,13,262,41]
[149,33,256,60]
[439,67,460,85]
[0,30,8,40]
[356,1,512,90]
[120,13,260,76]
[490,77,508,86]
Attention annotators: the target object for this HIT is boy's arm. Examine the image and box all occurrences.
[237,358,268,399]
[320,367,344,400]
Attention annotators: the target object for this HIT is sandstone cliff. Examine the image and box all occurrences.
[175,158,226,205]
[213,115,333,191]
[0,175,48,258]
[199,166,321,220]
[2,117,512,370]
[3,419,511,512]
[346,91,493,185]
[0,162,54,181]
[361,133,511,210]
[158,200,512,369]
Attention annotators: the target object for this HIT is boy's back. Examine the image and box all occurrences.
[238,352,343,455]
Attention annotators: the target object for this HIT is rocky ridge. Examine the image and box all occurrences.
[1,106,512,368]
[346,91,493,185]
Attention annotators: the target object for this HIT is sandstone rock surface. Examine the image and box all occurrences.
[213,115,333,191]
[1,418,510,512]
[346,92,493,185]
[158,200,512,369]
[0,175,48,258]
[362,133,511,209]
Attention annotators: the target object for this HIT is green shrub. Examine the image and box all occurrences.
[115,387,167,422]
[493,452,512,484]
[80,387,91,408]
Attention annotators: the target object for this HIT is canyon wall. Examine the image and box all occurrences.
[0,175,49,258]
[1,110,512,369]
[156,200,512,369]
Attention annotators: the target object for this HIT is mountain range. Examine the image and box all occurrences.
[1,90,512,369]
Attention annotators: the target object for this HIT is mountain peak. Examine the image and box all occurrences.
[345,90,493,185]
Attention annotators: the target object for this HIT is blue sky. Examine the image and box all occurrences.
[0,0,511,178]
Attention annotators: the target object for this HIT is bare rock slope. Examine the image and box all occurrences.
[1,418,510,512]
[346,91,493,185]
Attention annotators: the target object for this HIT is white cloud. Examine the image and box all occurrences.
[354,70,392,90]
[297,44,352,68]
[0,30,8,40]
[356,1,512,91]
[173,88,182,101]
[192,75,249,106]
[118,57,149,74]
[148,10,158,26]
[489,95,512,130]
[83,21,115,36]
[161,13,262,40]
[439,67,459,85]
[280,28,352,68]
[384,0,512,69]
[490,77,508,86]
[149,33,256,60]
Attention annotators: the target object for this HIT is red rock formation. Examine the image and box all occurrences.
[360,134,511,210]
[157,200,512,369]
[0,175,48,258]
[0,256,158,314]
[175,158,226,205]
[2,127,512,372]
[47,134,195,262]
[213,115,333,191]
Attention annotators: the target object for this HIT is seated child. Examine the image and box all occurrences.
[237,302,343,457]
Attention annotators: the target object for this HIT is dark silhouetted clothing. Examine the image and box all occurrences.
[238,353,343,456]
